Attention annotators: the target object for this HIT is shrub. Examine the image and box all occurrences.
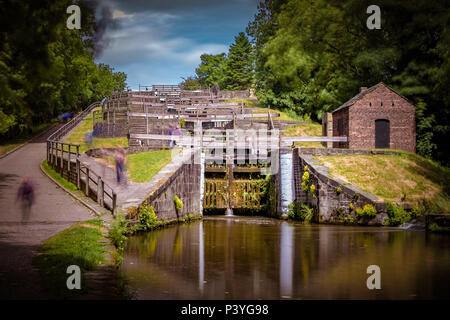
[336,186,342,195]
[180,118,185,128]
[107,213,128,263]
[410,205,425,219]
[139,202,158,230]
[287,201,314,222]
[356,204,377,218]
[344,214,356,224]
[385,201,408,226]
[174,195,184,213]
[302,170,310,192]
[349,202,354,211]
[310,184,316,198]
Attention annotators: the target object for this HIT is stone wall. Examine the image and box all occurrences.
[126,150,201,221]
[426,214,450,232]
[294,148,389,225]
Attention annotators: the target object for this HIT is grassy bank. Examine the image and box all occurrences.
[64,108,127,153]
[0,122,54,156]
[42,160,80,193]
[96,149,180,183]
[316,151,450,212]
[33,219,111,299]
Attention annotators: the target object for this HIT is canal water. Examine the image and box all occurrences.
[122,216,450,299]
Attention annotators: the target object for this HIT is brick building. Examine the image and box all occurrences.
[331,82,416,152]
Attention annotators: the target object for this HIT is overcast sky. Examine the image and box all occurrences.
[92,0,259,89]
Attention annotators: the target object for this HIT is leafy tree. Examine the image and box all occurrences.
[248,0,450,164]
[0,0,127,140]
[195,53,227,88]
[179,76,202,90]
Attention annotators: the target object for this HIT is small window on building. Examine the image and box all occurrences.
[392,101,394,106]
[369,102,372,107]
[381,101,383,106]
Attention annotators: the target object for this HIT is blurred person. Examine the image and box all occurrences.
[16,175,35,222]
[168,125,174,148]
[84,131,93,146]
[114,147,127,185]
[173,125,182,147]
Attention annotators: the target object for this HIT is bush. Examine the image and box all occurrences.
[107,213,128,264]
[356,204,377,218]
[385,201,408,226]
[287,201,314,222]
[344,214,356,224]
[180,118,185,128]
[174,195,184,213]
[410,204,425,219]
[336,186,342,195]
[310,184,316,198]
[139,202,158,230]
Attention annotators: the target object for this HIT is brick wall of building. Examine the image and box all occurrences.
[332,84,416,152]
[332,107,349,148]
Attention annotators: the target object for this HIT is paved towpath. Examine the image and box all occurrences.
[0,126,97,299]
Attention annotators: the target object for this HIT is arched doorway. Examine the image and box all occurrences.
[375,119,390,149]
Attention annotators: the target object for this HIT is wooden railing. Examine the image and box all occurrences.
[46,101,117,214]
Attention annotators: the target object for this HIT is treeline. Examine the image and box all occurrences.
[0,0,126,138]
[181,32,254,91]
[185,0,450,165]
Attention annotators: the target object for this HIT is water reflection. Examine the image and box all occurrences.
[122,216,450,299]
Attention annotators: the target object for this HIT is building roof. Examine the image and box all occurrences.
[332,82,412,113]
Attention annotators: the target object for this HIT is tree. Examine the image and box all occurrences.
[0,0,127,140]
[195,53,227,88]
[179,76,202,90]
[248,0,450,164]
[223,32,254,90]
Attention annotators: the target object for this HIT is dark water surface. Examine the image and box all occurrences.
[122,216,450,299]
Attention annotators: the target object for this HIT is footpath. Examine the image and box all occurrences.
[0,127,110,299]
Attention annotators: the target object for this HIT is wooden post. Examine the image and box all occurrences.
[68,145,71,171]
[85,166,90,196]
[97,176,104,206]
[76,145,79,158]
[46,141,50,163]
[146,105,149,135]
[112,192,117,215]
[76,159,81,189]
[60,143,63,170]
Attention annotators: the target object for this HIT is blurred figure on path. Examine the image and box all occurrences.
[114,147,127,185]
[16,175,35,222]
[84,131,93,146]
[173,125,182,147]
[168,125,174,148]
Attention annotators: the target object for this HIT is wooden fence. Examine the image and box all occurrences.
[46,101,117,214]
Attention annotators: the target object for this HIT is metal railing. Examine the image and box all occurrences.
[46,101,117,214]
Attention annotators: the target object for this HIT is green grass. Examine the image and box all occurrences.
[126,149,180,183]
[33,220,108,298]
[316,151,450,212]
[64,108,128,153]
[0,122,54,156]
[284,121,324,148]
[42,160,79,193]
